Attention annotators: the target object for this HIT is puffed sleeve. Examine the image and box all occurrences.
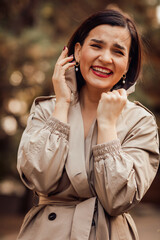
[17,98,70,194]
[92,113,159,216]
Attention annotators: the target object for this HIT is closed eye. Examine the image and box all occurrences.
[90,44,102,49]
[114,50,125,56]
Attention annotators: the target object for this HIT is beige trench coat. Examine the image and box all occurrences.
[17,68,159,240]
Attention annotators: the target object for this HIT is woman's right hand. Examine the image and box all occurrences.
[52,47,75,105]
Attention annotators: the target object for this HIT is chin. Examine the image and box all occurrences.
[91,80,111,89]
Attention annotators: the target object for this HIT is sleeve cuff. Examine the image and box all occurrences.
[92,139,122,162]
[46,116,70,140]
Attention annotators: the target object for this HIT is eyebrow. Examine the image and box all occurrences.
[90,39,126,51]
[90,39,105,44]
[113,43,126,51]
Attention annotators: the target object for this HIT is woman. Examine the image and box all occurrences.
[17,9,159,240]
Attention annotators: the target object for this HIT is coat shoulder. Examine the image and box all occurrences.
[123,100,158,132]
[34,95,56,105]
[126,100,155,119]
[133,101,155,117]
[30,95,56,117]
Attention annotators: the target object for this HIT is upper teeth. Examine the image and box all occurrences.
[93,67,111,74]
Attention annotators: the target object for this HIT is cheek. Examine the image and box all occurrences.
[79,47,95,64]
[80,52,89,64]
[79,51,92,73]
[116,58,129,73]
[80,53,88,65]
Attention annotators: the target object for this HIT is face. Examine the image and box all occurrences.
[74,24,131,92]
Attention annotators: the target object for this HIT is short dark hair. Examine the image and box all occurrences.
[67,9,142,93]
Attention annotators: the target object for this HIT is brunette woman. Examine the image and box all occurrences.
[17,9,159,240]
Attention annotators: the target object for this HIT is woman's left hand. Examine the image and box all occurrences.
[97,89,127,127]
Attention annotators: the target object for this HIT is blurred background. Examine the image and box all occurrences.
[0,0,160,239]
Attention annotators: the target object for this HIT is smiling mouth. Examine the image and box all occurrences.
[91,66,113,77]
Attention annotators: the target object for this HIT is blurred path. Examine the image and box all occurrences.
[0,203,160,240]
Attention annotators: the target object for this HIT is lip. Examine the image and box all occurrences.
[91,65,113,78]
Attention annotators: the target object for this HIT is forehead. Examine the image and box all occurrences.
[86,24,131,49]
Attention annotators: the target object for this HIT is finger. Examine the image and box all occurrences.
[101,92,115,102]
[106,91,118,99]
[57,55,74,66]
[57,46,68,61]
[53,61,76,80]
[117,89,127,104]
[111,90,121,97]
[117,88,127,97]
[105,91,113,96]
[63,61,76,71]
[103,91,124,102]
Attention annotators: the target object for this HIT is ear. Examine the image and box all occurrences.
[74,42,82,62]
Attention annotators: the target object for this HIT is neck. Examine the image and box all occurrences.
[79,85,103,110]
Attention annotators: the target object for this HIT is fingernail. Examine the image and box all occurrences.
[69,54,74,58]
[63,46,66,51]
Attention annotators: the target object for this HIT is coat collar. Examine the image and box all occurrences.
[65,101,93,198]
[65,67,78,104]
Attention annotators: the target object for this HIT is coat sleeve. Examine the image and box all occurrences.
[92,113,159,216]
[17,98,70,194]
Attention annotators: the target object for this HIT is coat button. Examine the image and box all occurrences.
[48,212,57,221]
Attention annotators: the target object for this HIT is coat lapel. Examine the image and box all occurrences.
[65,101,92,198]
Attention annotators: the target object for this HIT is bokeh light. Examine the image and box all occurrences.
[9,71,23,86]
[1,116,18,136]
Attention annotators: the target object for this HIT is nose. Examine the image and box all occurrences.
[99,50,113,64]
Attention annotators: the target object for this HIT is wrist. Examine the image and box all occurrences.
[53,100,70,123]
[55,100,70,109]
[97,122,117,144]
[98,123,117,134]
[97,119,116,129]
